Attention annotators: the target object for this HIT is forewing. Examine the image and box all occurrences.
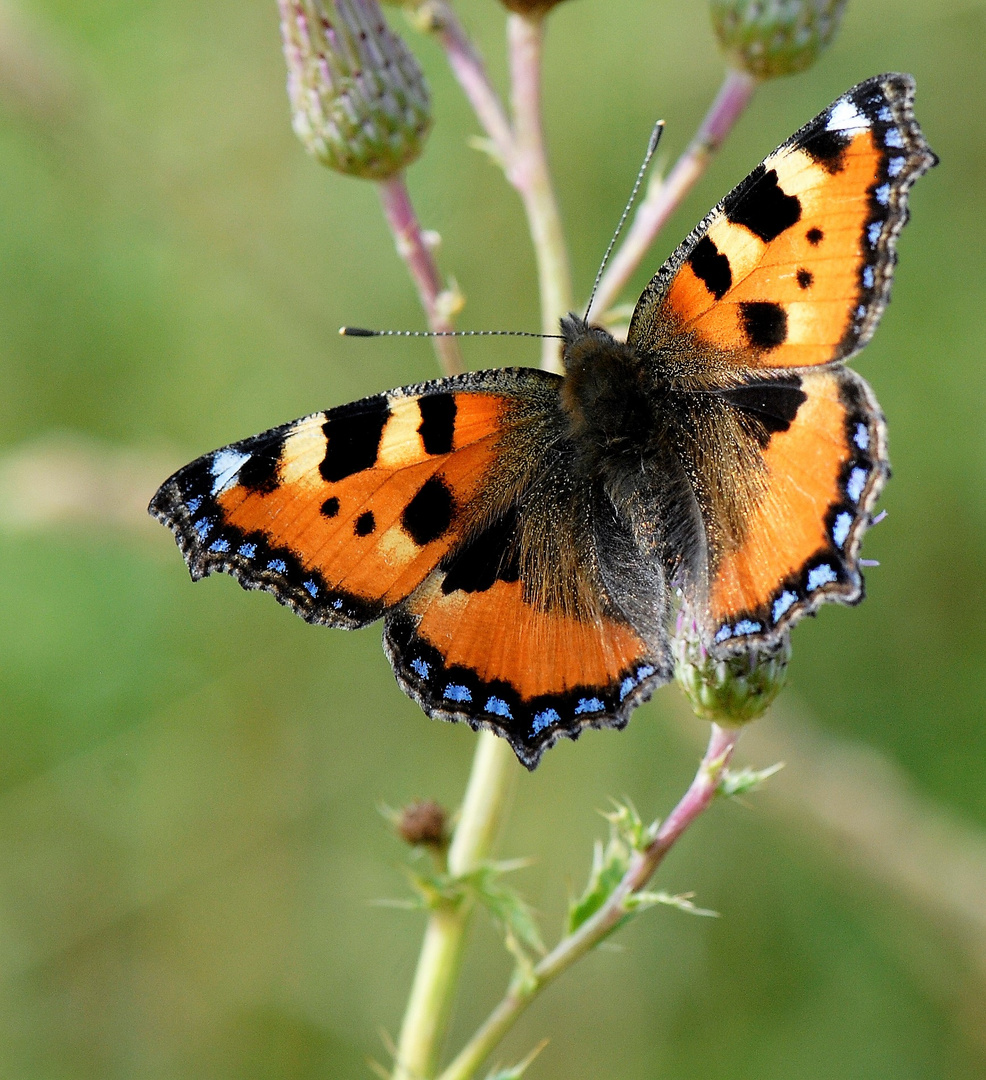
[149,369,554,629]
[628,73,937,370]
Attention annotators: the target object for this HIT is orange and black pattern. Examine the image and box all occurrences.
[152,74,936,767]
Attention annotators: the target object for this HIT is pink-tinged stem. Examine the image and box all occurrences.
[423,0,513,161]
[437,723,742,1080]
[378,173,464,376]
[506,13,572,372]
[589,68,757,322]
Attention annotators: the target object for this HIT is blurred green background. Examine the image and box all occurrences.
[1,0,984,1077]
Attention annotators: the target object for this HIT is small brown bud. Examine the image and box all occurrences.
[498,0,572,15]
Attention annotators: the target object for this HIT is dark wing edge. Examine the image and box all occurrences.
[383,610,670,770]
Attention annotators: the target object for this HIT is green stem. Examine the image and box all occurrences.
[391,12,571,1077]
[391,732,517,1080]
[436,724,741,1080]
[506,12,572,373]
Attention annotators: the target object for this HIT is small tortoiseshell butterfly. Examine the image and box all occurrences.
[151,74,936,768]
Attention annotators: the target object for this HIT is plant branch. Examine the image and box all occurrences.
[391,732,518,1080]
[506,12,572,372]
[436,723,742,1080]
[378,172,464,375]
[588,67,756,322]
[418,0,513,162]
[422,6,572,371]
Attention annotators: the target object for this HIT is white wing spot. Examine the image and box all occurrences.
[826,99,868,133]
[832,512,853,549]
[772,590,797,622]
[210,449,252,495]
[807,563,838,592]
[847,467,869,504]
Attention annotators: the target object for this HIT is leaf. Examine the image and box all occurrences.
[566,800,658,935]
[717,761,785,799]
[566,839,627,934]
[399,865,468,912]
[626,890,719,919]
[484,1039,549,1079]
[468,862,545,958]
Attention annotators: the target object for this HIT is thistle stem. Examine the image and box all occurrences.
[390,11,578,1077]
[588,67,756,321]
[378,173,464,375]
[436,724,741,1080]
[506,12,572,372]
[391,732,518,1080]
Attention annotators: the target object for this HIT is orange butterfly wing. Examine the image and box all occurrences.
[385,488,669,768]
[702,367,888,645]
[150,371,542,628]
[628,73,937,370]
[621,74,934,650]
[151,369,670,767]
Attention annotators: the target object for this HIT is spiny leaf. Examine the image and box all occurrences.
[626,890,719,918]
[567,800,660,934]
[402,866,467,911]
[484,1039,549,1079]
[718,761,785,799]
[467,863,545,957]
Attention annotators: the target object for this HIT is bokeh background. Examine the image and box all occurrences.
[1,0,984,1077]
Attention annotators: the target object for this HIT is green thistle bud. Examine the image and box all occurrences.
[673,612,791,725]
[279,0,432,180]
[710,0,848,81]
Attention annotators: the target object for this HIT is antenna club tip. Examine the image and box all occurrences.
[340,326,375,337]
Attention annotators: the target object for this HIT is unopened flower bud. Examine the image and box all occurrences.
[279,0,432,180]
[396,799,449,848]
[497,0,572,15]
[710,0,848,80]
[674,614,790,725]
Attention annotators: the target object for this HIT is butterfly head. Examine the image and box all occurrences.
[559,312,656,473]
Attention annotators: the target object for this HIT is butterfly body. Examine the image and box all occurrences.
[151,74,936,767]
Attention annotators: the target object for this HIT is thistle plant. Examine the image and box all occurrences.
[273,0,846,1075]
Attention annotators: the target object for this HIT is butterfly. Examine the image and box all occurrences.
[150,73,937,769]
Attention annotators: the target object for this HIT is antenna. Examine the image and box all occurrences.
[343,119,664,342]
[340,326,563,339]
[583,119,665,322]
